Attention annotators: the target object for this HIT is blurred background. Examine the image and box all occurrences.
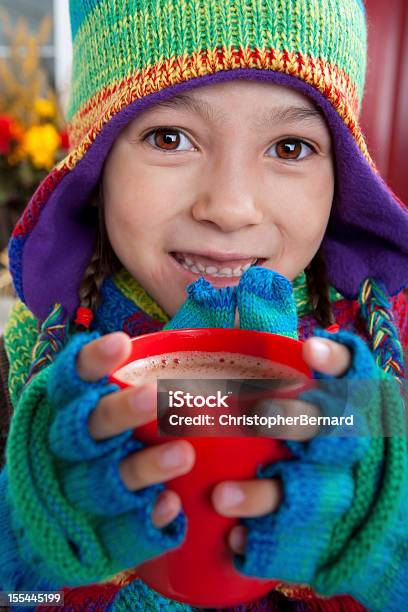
[0,0,71,330]
[0,0,407,332]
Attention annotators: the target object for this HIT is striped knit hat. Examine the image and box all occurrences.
[8,0,408,322]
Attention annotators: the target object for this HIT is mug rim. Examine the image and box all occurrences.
[109,327,310,387]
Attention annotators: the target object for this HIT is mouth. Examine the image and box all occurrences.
[170,251,267,280]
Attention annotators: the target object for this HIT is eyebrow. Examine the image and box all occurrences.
[254,105,326,129]
[151,94,326,129]
[151,94,228,125]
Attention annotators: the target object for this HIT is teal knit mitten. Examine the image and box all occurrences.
[237,266,298,338]
[4,332,186,590]
[163,276,237,329]
[164,266,298,336]
[232,323,407,611]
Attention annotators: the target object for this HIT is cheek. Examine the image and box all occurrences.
[305,163,335,208]
[280,165,334,240]
[105,160,197,231]
[103,172,174,242]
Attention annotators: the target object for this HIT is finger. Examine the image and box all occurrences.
[77,332,132,381]
[303,337,352,377]
[254,398,320,440]
[119,440,195,491]
[151,490,182,529]
[228,525,247,555]
[88,383,157,440]
[212,479,282,518]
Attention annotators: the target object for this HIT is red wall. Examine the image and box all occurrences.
[360,0,408,202]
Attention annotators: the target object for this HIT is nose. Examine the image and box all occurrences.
[191,154,263,232]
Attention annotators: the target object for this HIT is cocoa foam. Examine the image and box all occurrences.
[115,351,301,384]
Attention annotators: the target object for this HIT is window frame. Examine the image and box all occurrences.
[53,0,72,112]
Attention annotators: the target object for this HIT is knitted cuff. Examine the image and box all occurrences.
[47,331,106,408]
[236,266,298,338]
[163,277,237,330]
[49,385,129,462]
[59,437,161,516]
[235,459,354,584]
[96,503,187,573]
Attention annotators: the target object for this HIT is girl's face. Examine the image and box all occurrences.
[103,81,335,317]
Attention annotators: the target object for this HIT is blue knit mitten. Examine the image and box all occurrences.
[47,332,186,573]
[231,323,407,611]
[3,331,186,591]
[237,266,298,338]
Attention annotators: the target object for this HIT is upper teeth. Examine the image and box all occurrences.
[175,254,258,277]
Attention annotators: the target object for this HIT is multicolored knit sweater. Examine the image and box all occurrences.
[1,267,408,611]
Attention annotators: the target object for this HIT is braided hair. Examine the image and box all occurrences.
[76,185,121,318]
[305,249,404,381]
[359,278,405,380]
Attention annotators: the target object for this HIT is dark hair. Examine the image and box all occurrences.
[305,249,335,328]
[78,185,121,313]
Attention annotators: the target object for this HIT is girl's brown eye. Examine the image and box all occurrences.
[154,129,180,150]
[145,128,195,151]
[277,140,301,159]
[269,139,314,161]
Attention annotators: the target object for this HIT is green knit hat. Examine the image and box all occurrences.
[67,0,367,153]
[8,0,408,321]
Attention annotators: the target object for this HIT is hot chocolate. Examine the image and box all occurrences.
[115,350,301,383]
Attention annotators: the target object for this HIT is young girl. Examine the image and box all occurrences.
[1,0,408,610]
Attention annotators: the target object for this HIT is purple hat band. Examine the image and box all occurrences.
[12,69,408,320]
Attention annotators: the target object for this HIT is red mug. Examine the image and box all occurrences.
[109,328,313,607]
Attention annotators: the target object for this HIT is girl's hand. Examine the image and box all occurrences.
[211,336,352,554]
[77,332,196,530]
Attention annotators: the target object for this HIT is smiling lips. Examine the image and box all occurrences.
[172,252,265,278]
